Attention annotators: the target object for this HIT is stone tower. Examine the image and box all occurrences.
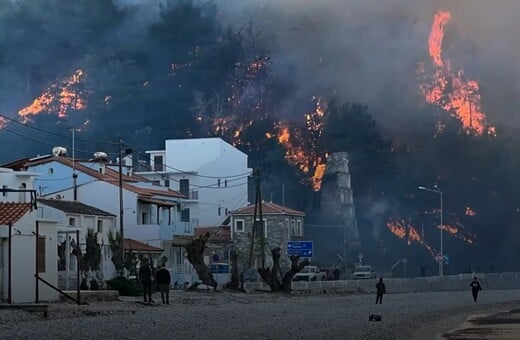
[319,152,361,263]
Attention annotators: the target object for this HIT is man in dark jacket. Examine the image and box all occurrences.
[139,258,153,303]
[470,276,482,302]
[375,277,386,304]
[156,265,171,305]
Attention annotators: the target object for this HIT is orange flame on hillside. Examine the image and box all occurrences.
[419,11,494,135]
[465,206,476,216]
[387,218,435,256]
[276,97,327,191]
[18,69,86,121]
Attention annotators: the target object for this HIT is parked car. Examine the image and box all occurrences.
[353,265,376,280]
[293,265,326,281]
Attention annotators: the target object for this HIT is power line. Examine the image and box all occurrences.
[0,113,119,146]
[0,125,119,155]
[131,148,253,179]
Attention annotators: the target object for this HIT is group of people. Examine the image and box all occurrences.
[374,276,483,304]
[138,258,172,304]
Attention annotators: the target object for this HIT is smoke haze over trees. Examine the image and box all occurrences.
[1,0,520,273]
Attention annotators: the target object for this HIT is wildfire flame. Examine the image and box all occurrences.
[465,206,476,216]
[386,218,435,256]
[18,69,87,121]
[419,11,494,135]
[276,97,327,191]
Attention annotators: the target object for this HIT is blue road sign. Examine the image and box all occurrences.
[287,241,313,257]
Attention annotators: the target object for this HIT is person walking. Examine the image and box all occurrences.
[156,265,171,305]
[139,258,153,303]
[470,276,482,302]
[375,277,386,304]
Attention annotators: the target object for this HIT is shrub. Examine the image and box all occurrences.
[106,276,142,296]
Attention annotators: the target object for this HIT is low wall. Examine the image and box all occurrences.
[244,272,520,293]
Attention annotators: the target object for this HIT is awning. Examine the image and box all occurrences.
[123,239,164,253]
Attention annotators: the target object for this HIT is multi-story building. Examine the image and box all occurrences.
[138,137,251,228]
[229,201,305,269]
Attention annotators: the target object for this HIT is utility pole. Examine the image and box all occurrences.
[68,127,80,201]
[248,169,264,268]
[118,139,125,265]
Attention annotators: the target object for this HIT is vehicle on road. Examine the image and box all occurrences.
[293,265,326,281]
[353,265,376,280]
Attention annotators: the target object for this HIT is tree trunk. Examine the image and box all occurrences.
[183,233,218,290]
[225,251,244,291]
[258,247,309,292]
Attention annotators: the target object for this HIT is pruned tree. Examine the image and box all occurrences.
[258,247,310,293]
[108,229,124,274]
[183,232,218,290]
[82,228,104,290]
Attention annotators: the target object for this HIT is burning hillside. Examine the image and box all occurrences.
[418,11,495,136]
[18,69,87,121]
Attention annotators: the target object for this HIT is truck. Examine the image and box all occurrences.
[293,265,326,281]
[352,265,376,280]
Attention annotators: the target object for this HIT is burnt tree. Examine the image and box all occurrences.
[183,232,218,290]
[258,247,310,292]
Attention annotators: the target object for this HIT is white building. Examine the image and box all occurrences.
[0,168,57,303]
[37,198,117,288]
[138,138,251,227]
[7,154,193,268]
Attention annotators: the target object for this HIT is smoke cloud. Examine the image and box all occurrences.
[216,0,520,129]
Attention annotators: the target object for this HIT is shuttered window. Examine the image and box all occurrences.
[37,237,46,273]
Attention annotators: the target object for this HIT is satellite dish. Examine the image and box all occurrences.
[52,146,67,157]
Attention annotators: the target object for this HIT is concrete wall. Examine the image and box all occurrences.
[244,273,520,293]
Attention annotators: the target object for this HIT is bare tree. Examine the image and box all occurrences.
[183,232,218,290]
[258,247,310,293]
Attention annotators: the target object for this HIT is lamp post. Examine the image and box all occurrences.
[418,185,443,276]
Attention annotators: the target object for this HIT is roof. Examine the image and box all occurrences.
[17,156,185,199]
[194,226,231,242]
[38,199,115,217]
[123,239,163,253]
[230,201,305,217]
[0,202,33,225]
[138,197,176,207]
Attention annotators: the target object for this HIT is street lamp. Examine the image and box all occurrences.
[418,185,444,276]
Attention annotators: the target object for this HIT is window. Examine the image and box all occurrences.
[291,219,295,235]
[179,179,189,197]
[234,219,245,232]
[141,212,149,224]
[48,168,54,175]
[154,155,164,172]
[218,179,221,187]
[69,217,76,227]
[97,220,103,233]
[255,219,268,238]
[37,237,46,273]
[181,208,190,222]
[164,179,170,188]
[224,180,228,187]
[218,207,222,216]
[2,185,6,197]
[225,208,228,215]
[297,220,302,236]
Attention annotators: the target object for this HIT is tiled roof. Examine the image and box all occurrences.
[230,201,305,217]
[123,239,163,252]
[21,156,185,199]
[0,202,33,225]
[195,226,231,242]
[38,199,115,217]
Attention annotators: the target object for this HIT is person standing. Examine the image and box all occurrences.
[470,276,482,302]
[156,265,171,305]
[139,258,153,303]
[376,277,386,304]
